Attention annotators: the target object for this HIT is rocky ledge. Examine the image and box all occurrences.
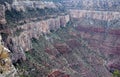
[0,35,18,77]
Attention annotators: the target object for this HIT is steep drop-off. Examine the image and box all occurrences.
[70,10,120,21]
[8,15,69,62]
[0,0,120,77]
[0,0,69,63]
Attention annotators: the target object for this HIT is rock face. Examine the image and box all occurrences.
[8,15,70,62]
[18,24,113,77]
[0,0,120,77]
[0,0,69,63]
[12,1,57,11]
[0,35,18,77]
[70,10,120,21]
[62,0,120,11]
[67,0,120,73]
[70,10,120,74]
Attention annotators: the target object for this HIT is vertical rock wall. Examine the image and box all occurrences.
[69,10,120,21]
[8,15,70,62]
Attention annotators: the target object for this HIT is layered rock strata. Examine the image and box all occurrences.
[70,10,120,21]
[62,0,120,11]
[8,15,70,62]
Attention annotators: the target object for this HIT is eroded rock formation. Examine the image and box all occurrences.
[0,35,18,77]
[12,1,57,11]
[0,0,120,77]
[7,15,70,62]
[62,0,120,11]
[70,10,120,21]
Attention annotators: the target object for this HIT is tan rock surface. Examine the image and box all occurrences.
[7,15,69,62]
[0,35,18,77]
[70,10,120,21]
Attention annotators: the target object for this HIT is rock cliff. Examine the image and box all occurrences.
[62,0,120,11]
[0,35,18,77]
[12,1,57,11]
[69,9,120,76]
[0,0,120,77]
[0,0,69,63]
[70,10,120,21]
[8,15,70,62]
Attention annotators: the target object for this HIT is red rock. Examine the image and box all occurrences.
[66,39,81,49]
[54,43,71,54]
[109,29,120,35]
[45,48,59,57]
[48,70,70,77]
[110,46,120,55]
[83,32,91,39]
[107,58,120,71]
[92,27,105,33]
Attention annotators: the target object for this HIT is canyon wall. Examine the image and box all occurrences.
[0,0,69,63]
[69,9,120,73]
[12,1,57,11]
[62,0,120,11]
[8,15,70,62]
[70,10,120,21]
[0,0,120,76]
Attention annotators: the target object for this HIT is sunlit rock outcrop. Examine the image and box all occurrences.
[0,35,18,77]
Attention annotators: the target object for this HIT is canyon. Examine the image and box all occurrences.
[9,15,70,62]
[62,0,120,11]
[0,0,120,77]
[70,10,120,21]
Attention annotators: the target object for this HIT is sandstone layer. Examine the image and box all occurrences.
[70,10,120,21]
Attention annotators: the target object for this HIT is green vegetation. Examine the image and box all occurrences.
[5,8,24,28]
[5,8,23,23]
[14,28,24,36]
[25,7,66,19]
[15,22,111,76]
[113,70,120,77]
[1,33,8,42]
[0,0,13,4]
[16,36,52,77]
[5,7,66,28]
